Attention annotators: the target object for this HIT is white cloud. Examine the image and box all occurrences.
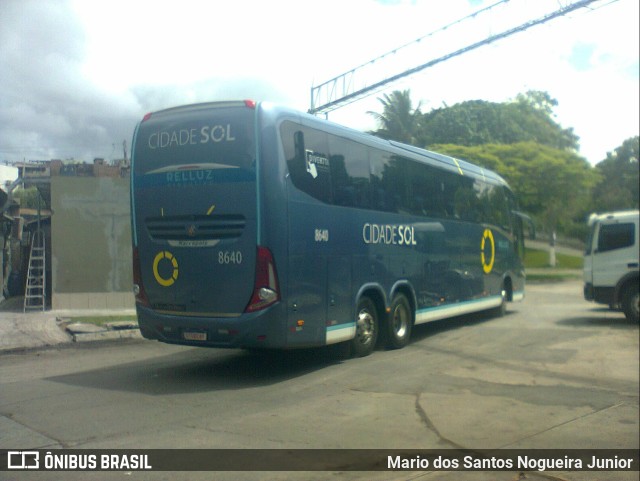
[1,0,637,164]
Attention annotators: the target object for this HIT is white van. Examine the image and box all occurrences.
[583,210,639,322]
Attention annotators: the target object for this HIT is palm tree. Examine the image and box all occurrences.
[367,90,422,146]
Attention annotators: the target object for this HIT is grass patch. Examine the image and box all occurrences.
[524,248,583,269]
[67,315,137,327]
[526,272,582,282]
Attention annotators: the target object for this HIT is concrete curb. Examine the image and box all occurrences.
[70,328,143,343]
[60,318,142,343]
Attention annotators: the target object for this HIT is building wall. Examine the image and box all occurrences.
[51,176,134,309]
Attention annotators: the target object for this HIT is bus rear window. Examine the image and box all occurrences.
[134,107,255,175]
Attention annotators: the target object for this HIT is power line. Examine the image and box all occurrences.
[338,0,510,82]
[309,0,616,116]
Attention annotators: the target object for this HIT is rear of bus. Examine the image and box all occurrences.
[131,101,282,348]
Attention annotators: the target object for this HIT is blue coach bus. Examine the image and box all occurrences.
[131,100,527,357]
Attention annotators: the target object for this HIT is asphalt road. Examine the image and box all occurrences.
[0,280,638,481]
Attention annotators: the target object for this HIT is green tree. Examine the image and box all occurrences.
[367,90,422,145]
[419,91,579,150]
[419,100,515,146]
[591,136,639,212]
[515,90,557,116]
[512,91,579,151]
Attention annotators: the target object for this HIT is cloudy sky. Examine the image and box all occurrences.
[1,0,638,165]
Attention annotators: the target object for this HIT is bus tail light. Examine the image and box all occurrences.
[132,247,150,306]
[245,246,280,312]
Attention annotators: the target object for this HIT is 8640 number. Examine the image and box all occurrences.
[218,250,243,264]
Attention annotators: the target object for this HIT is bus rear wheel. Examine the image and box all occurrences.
[386,293,413,349]
[351,297,379,357]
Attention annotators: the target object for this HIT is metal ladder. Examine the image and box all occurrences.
[24,229,46,312]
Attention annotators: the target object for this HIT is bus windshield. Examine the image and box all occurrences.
[133,104,255,176]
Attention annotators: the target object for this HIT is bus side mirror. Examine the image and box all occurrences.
[513,211,535,240]
[527,217,536,240]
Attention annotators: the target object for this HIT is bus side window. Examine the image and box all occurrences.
[328,136,371,210]
[440,172,465,220]
[369,151,397,213]
[407,160,446,218]
[283,122,333,204]
[453,177,481,222]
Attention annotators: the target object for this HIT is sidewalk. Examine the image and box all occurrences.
[0,297,139,354]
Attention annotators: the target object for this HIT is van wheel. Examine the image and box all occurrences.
[351,297,378,357]
[386,293,412,349]
[621,284,639,323]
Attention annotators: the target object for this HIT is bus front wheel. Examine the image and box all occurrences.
[351,297,379,357]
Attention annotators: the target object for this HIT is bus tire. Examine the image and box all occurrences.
[621,283,639,323]
[490,287,507,318]
[386,293,413,349]
[351,297,379,357]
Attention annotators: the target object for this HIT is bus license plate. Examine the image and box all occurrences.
[183,331,207,341]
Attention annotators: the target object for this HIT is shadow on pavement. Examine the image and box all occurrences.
[557,315,639,329]
[409,310,513,344]
[46,344,348,395]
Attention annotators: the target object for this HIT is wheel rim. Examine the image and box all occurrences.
[392,303,409,338]
[632,292,640,318]
[356,309,375,345]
